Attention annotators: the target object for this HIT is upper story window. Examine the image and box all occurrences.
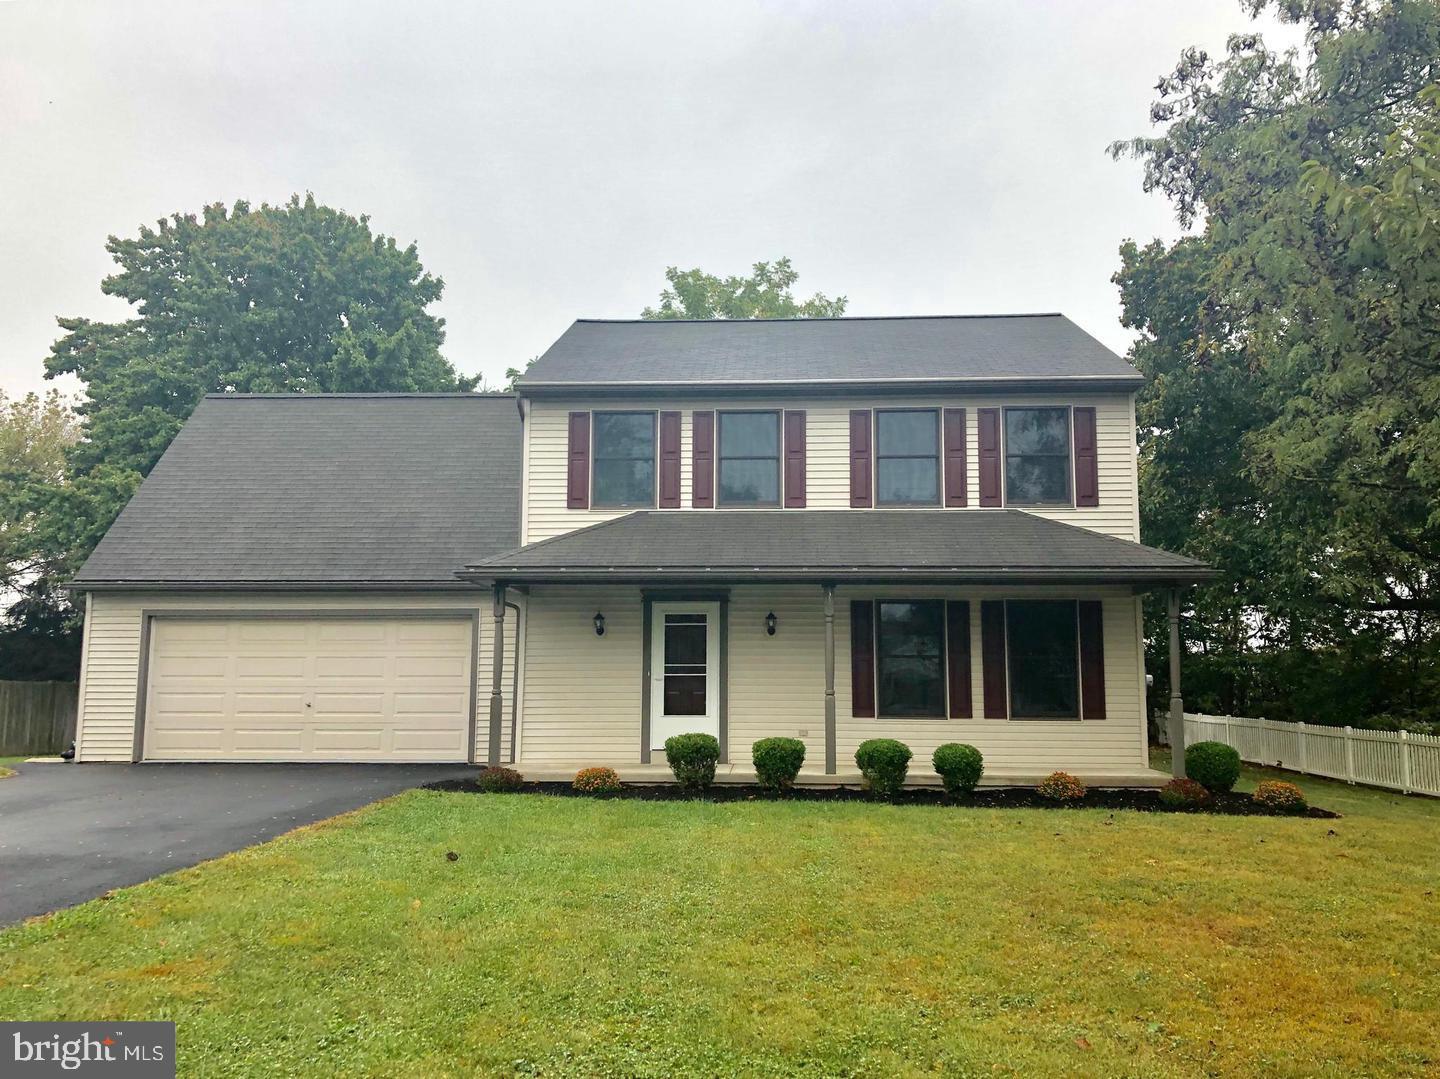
[1006,600,1079,718]
[592,411,655,507]
[1004,407,1071,505]
[718,411,780,506]
[875,409,939,506]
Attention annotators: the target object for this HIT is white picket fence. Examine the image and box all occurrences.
[1181,713,1440,798]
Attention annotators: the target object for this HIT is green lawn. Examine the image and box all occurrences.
[1,761,1436,1077]
[0,756,24,778]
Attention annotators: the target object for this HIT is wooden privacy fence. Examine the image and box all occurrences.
[0,680,78,756]
[1183,713,1440,798]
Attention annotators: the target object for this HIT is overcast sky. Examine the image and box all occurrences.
[0,0,1304,399]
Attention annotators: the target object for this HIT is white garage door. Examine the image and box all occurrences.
[143,616,474,762]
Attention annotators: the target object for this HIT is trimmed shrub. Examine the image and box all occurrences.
[1252,780,1307,812]
[573,766,622,794]
[1036,771,1086,802]
[476,765,524,793]
[932,743,984,796]
[855,738,912,796]
[752,737,806,791]
[665,733,721,791]
[1185,741,1242,793]
[1158,777,1212,808]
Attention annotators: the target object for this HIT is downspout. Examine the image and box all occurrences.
[505,600,521,764]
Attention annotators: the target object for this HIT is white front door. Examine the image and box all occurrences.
[649,602,721,752]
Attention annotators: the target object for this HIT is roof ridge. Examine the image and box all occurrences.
[572,313,1065,325]
[203,392,516,400]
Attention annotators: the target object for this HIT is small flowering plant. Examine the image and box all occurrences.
[573,766,623,794]
[1158,777,1212,808]
[1252,780,1307,812]
[1036,771,1087,803]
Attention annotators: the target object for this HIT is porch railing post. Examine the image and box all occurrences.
[489,583,506,766]
[823,583,836,775]
[1168,587,1186,779]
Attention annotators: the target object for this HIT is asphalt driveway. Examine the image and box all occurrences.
[0,761,472,925]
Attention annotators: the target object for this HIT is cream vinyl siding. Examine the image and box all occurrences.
[513,584,1146,778]
[523,393,1140,544]
[75,591,521,763]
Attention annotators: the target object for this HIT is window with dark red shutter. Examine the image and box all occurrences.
[658,411,681,508]
[977,408,1001,507]
[849,410,872,508]
[943,408,967,507]
[566,411,590,509]
[1073,406,1099,508]
[980,599,1007,717]
[1078,600,1106,718]
[946,600,972,717]
[850,600,876,717]
[783,410,806,507]
[692,411,715,508]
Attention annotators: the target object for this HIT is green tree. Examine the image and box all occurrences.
[641,257,846,320]
[1112,0,1440,725]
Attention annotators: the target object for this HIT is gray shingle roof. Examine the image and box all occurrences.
[465,510,1214,584]
[72,394,520,589]
[518,314,1143,391]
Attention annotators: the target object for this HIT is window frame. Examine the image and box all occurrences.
[590,409,658,509]
[871,598,949,720]
[1001,405,1074,507]
[873,408,942,507]
[1004,598,1082,721]
[716,409,782,508]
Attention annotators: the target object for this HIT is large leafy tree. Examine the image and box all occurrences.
[13,194,473,676]
[1113,0,1440,724]
[641,257,846,320]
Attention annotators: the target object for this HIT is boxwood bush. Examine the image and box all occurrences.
[476,765,524,793]
[932,743,984,795]
[1185,741,1241,793]
[855,738,912,796]
[752,737,806,791]
[665,733,720,791]
[573,766,623,794]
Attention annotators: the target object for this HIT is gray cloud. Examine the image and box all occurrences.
[0,0,1304,398]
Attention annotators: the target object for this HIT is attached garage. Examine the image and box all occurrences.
[141,615,476,762]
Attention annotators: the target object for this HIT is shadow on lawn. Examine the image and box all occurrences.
[425,778,1339,817]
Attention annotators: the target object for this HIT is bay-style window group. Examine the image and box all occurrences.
[567,404,1097,511]
[851,597,1106,721]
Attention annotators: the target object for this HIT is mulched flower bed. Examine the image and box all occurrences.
[426,778,1338,817]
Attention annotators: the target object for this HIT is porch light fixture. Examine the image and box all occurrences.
[765,611,777,636]
[593,612,606,637]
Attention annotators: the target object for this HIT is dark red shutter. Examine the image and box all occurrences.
[946,601,972,718]
[850,600,876,717]
[566,411,590,509]
[980,600,1008,718]
[658,411,681,508]
[943,408,968,507]
[783,410,807,508]
[692,411,714,508]
[978,408,1001,507]
[1073,406,1099,508]
[849,409,872,508]
[1078,600,1106,719]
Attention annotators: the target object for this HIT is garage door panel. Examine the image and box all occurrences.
[144,616,472,762]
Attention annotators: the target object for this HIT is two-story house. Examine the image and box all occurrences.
[68,314,1211,783]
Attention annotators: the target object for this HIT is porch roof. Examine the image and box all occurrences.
[460,510,1215,586]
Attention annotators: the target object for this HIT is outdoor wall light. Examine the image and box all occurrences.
[765,611,777,636]
[593,612,606,637]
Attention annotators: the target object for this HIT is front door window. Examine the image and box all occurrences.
[663,614,708,715]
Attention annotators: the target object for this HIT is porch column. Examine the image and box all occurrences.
[823,582,837,774]
[1168,587,1185,778]
[488,583,506,766]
